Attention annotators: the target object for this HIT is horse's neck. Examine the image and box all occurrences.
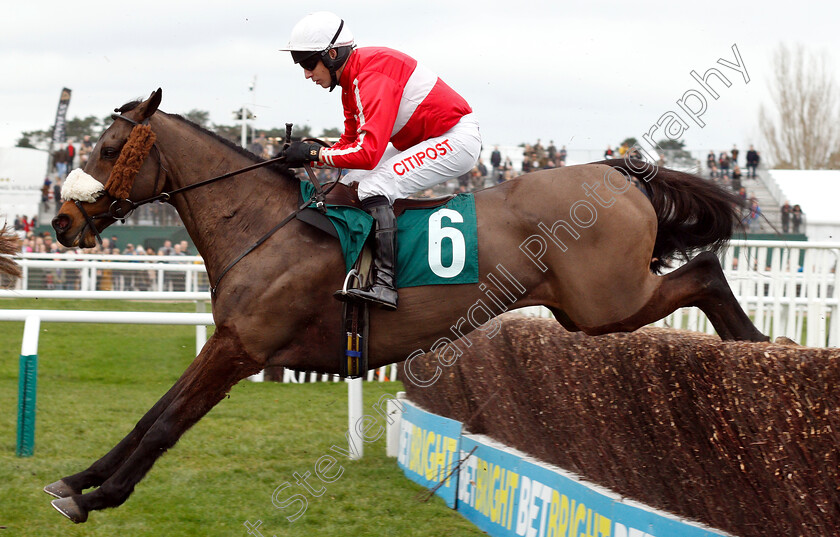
[156,119,298,273]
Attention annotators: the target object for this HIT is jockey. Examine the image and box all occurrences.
[281,11,482,310]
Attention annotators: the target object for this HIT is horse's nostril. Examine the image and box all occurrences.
[52,214,70,232]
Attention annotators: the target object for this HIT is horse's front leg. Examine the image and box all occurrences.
[50,327,263,523]
[44,376,188,498]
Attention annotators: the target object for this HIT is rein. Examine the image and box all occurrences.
[87,114,339,295]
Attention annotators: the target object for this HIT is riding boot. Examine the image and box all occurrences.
[342,197,398,310]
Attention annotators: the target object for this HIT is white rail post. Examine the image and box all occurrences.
[347,377,363,460]
[195,300,207,357]
[16,315,41,457]
[385,391,406,458]
[244,296,265,382]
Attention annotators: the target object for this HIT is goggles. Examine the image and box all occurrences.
[292,50,322,71]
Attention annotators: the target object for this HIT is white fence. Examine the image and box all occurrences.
[6,253,209,293]
[3,309,369,458]
[4,240,840,350]
[655,241,840,347]
[0,252,399,383]
[519,241,839,347]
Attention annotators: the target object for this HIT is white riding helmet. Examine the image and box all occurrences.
[282,12,355,92]
[283,11,354,52]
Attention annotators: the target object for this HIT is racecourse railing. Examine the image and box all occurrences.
[519,241,840,347]
[657,240,840,347]
[3,253,209,294]
[0,252,401,383]
[3,240,839,351]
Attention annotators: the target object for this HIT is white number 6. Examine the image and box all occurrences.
[428,209,466,278]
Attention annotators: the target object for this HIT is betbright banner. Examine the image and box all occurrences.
[395,401,462,508]
[456,434,729,537]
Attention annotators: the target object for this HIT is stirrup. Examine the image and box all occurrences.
[334,269,361,301]
[343,285,398,311]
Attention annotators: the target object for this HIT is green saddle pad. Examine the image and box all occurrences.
[301,182,478,288]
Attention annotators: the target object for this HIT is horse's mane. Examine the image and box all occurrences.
[115,100,296,182]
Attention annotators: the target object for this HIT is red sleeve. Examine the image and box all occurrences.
[321,71,402,170]
[335,100,357,148]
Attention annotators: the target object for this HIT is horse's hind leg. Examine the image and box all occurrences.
[585,251,768,342]
[50,327,263,523]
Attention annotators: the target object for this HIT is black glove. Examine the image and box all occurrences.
[283,141,321,167]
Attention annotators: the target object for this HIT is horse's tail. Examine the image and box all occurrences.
[0,225,22,279]
[596,158,744,273]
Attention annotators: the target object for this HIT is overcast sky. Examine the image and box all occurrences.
[2,1,838,160]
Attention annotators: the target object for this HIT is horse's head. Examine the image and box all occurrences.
[52,88,165,248]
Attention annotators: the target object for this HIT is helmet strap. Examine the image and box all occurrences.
[322,19,344,92]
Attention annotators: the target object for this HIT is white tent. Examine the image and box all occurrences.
[768,169,840,242]
[0,146,50,224]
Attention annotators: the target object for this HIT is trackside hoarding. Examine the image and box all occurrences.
[395,401,730,537]
[396,401,461,508]
[457,435,730,537]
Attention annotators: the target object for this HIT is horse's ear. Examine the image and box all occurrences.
[140,88,163,121]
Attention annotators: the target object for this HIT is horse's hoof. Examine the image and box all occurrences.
[51,496,88,523]
[774,336,800,346]
[44,479,78,499]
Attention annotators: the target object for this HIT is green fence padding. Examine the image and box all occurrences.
[16,354,38,457]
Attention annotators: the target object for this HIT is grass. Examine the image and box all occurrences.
[0,299,483,536]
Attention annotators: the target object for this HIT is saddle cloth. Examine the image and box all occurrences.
[298,182,478,288]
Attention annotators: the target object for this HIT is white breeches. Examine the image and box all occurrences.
[341,114,481,203]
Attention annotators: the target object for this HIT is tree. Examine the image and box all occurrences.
[657,138,693,160]
[16,115,105,150]
[182,109,211,128]
[291,124,312,140]
[656,139,684,150]
[16,105,339,150]
[66,115,105,141]
[759,43,840,169]
[16,134,37,149]
[16,130,49,149]
[211,124,242,143]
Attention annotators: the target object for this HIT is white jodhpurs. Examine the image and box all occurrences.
[341,113,481,203]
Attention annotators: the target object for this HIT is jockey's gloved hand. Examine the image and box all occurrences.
[283,141,321,168]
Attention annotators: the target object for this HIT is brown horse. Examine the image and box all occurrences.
[46,89,766,523]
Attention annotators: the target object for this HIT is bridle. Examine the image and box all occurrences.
[73,113,168,246]
[75,114,337,295]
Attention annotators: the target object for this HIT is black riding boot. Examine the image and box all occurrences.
[343,196,398,310]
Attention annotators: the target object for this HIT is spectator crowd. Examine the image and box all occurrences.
[701,144,803,234]
[12,231,199,291]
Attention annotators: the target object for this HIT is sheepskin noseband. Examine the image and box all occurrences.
[104,123,157,199]
[62,168,105,203]
[60,124,157,204]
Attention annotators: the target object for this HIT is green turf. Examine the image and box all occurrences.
[0,299,483,536]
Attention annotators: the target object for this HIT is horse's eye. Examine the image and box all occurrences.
[101,146,120,160]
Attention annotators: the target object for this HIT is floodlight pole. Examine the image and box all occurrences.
[240,76,257,148]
